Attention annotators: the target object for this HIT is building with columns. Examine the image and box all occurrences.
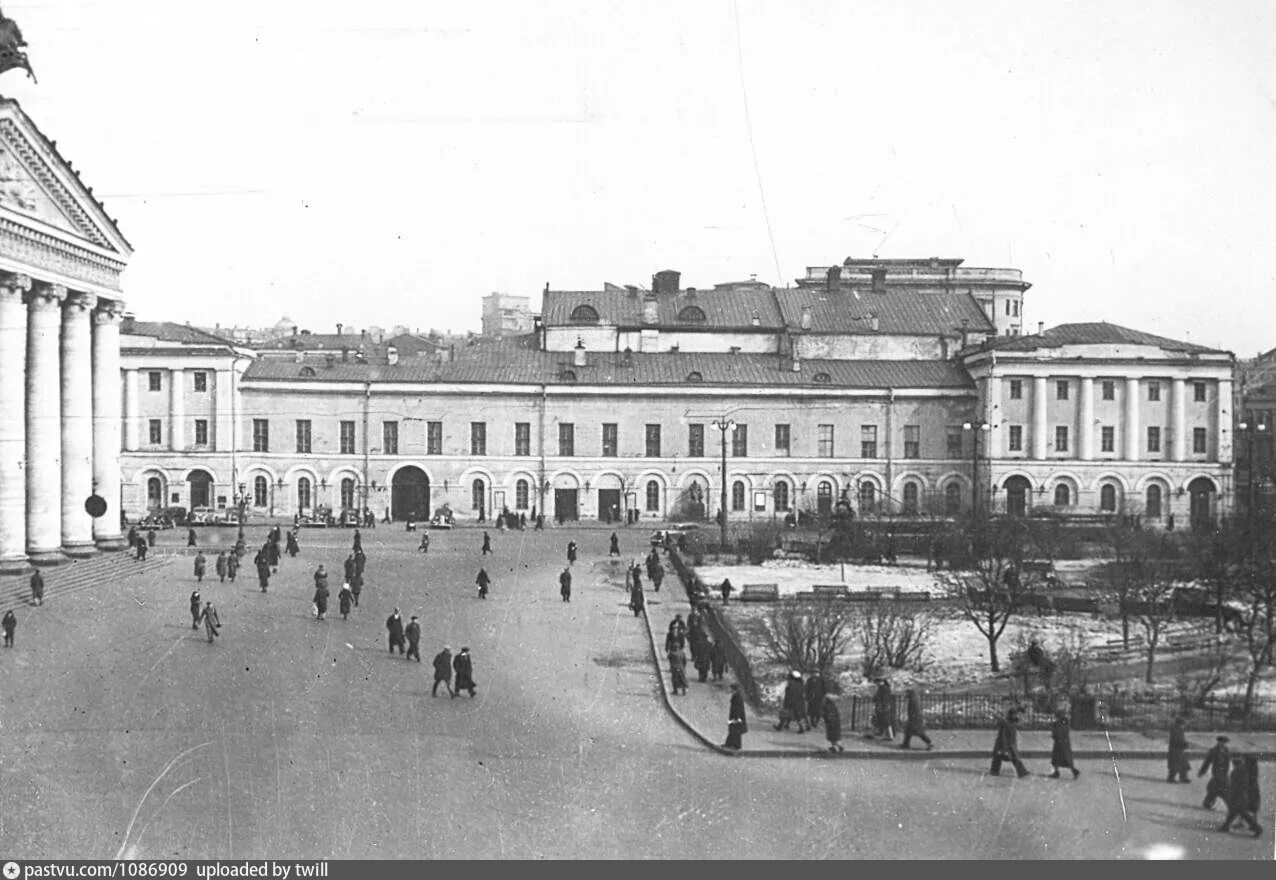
[0,98,132,571]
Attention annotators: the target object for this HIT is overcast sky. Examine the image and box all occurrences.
[5,0,1273,353]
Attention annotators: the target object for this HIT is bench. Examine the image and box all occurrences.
[812,584,850,600]
[739,583,780,603]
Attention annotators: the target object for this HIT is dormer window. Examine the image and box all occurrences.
[299,366,316,377]
[812,372,831,384]
[570,305,599,324]
[685,371,703,383]
[677,305,706,323]
[559,369,577,382]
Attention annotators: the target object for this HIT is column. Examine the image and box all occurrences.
[1125,377,1141,461]
[1217,378,1233,464]
[0,273,30,572]
[123,369,140,450]
[25,282,66,564]
[169,367,184,451]
[93,301,126,550]
[1171,377,1187,461]
[214,369,233,452]
[60,291,98,556]
[1031,375,1048,459]
[1078,377,1095,460]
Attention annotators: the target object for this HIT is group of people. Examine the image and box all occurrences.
[1195,733,1263,836]
[665,610,726,696]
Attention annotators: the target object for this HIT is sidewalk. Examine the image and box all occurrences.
[643,584,1276,761]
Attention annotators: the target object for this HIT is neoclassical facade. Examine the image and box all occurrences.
[0,98,133,570]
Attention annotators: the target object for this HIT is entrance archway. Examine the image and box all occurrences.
[391,466,430,521]
[188,469,213,509]
[146,475,165,510]
[1003,476,1031,517]
[1188,477,1215,530]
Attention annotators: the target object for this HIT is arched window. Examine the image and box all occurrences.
[902,481,919,515]
[297,476,312,511]
[677,305,706,323]
[515,479,529,510]
[1054,484,1071,507]
[732,480,746,511]
[646,480,660,512]
[340,477,355,509]
[299,366,316,377]
[812,372,831,384]
[146,476,163,509]
[1100,483,1117,512]
[944,482,961,515]
[559,370,577,382]
[570,305,599,324]
[685,371,703,383]
[817,480,833,515]
[774,480,790,512]
[1146,484,1163,519]
[858,482,877,513]
[253,475,268,508]
[471,478,485,512]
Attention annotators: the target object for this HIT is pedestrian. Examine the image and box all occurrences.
[1200,736,1232,810]
[990,708,1030,778]
[709,638,727,681]
[694,641,711,683]
[481,531,492,556]
[226,550,238,581]
[354,548,367,578]
[215,551,228,583]
[350,572,363,607]
[135,534,148,560]
[189,589,202,629]
[668,645,689,696]
[609,532,620,557]
[432,645,454,697]
[630,561,643,592]
[665,620,686,656]
[286,529,300,557]
[265,536,280,571]
[194,551,206,583]
[535,514,544,530]
[651,565,664,593]
[476,567,491,599]
[723,683,748,750]
[418,532,429,553]
[405,615,421,662]
[1219,756,1262,837]
[406,516,416,533]
[822,694,844,753]
[775,670,808,732]
[147,528,156,547]
[453,646,477,697]
[566,541,577,564]
[127,525,137,548]
[720,578,733,605]
[872,679,896,740]
[1,609,14,647]
[1167,717,1191,783]
[559,567,572,602]
[353,528,363,554]
[519,512,527,530]
[344,553,356,582]
[187,527,197,548]
[312,578,329,622]
[386,608,405,654]
[805,673,827,731]
[629,577,645,617]
[30,569,44,606]
[1048,710,1080,779]
[199,601,221,643]
[338,582,352,620]
[899,688,934,750]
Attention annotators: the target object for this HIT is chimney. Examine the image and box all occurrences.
[652,269,681,295]
[871,269,887,293]
[325,354,335,369]
[574,337,587,367]
[685,287,697,299]
[959,318,970,349]
[825,265,841,291]
[342,347,349,362]
[387,346,398,366]
[1038,321,1045,335]
[792,355,801,372]
[622,346,633,367]
[336,323,343,336]
[751,310,761,327]
[800,305,812,331]
[642,292,658,324]
[868,315,880,332]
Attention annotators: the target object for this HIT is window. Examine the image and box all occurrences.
[253,476,268,507]
[193,371,207,392]
[731,424,747,457]
[646,480,660,512]
[514,422,531,456]
[1100,484,1117,512]
[569,305,599,323]
[1054,484,1071,507]
[1194,382,1207,402]
[252,419,269,452]
[340,421,356,455]
[775,480,790,512]
[1101,426,1115,452]
[677,305,706,323]
[148,371,162,392]
[602,423,618,457]
[645,424,661,458]
[902,482,919,515]
[148,419,162,445]
[944,483,961,515]
[1148,382,1161,402]
[381,421,398,455]
[812,372,831,385]
[1056,380,1069,400]
[775,424,791,457]
[515,479,529,510]
[861,425,878,459]
[1193,427,1207,454]
[858,482,877,513]
[1008,379,1022,400]
[340,478,355,509]
[688,424,705,457]
[1146,484,1163,518]
[193,419,208,446]
[427,421,442,456]
[903,425,920,459]
[732,481,745,511]
[1055,425,1069,452]
[817,424,834,457]
[471,479,485,512]
[685,371,702,383]
[470,422,486,456]
[946,426,963,458]
[1147,426,1161,453]
[1008,425,1023,452]
[296,420,312,454]
[1102,380,1115,401]
[817,481,833,515]
[297,477,312,511]
[1012,300,1020,317]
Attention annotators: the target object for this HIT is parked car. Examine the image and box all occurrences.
[298,505,337,527]
[140,506,187,529]
[188,506,220,526]
[430,506,454,529]
[337,507,361,527]
[652,522,700,546]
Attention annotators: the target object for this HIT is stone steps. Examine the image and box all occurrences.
[0,552,172,608]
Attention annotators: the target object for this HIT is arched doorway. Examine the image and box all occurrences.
[1188,477,1215,530]
[188,469,213,509]
[817,480,833,515]
[1003,476,1031,517]
[146,475,165,510]
[391,466,430,521]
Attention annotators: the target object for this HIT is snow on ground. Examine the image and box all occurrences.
[695,560,950,597]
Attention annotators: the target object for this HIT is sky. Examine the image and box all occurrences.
[2,0,1273,353]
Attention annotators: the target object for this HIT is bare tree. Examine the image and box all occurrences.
[758,599,858,678]
[859,601,934,679]
[1107,528,1180,684]
[1231,512,1276,723]
[1173,625,1238,709]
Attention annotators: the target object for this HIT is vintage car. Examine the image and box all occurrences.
[187,506,220,526]
[430,505,455,529]
[298,505,337,527]
[337,507,361,527]
[139,506,187,528]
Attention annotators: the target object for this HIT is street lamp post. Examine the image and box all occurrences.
[236,482,247,543]
[711,418,736,549]
[963,421,991,520]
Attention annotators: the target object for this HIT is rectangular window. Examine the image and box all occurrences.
[340,420,356,455]
[383,421,399,456]
[148,419,162,445]
[861,425,878,459]
[1055,425,1069,452]
[148,371,162,392]
[688,424,705,457]
[645,424,661,458]
[253,419,269,452]
[946,426,963,458]
[470,422,486,456]
[514,422,531,456]
[1102,380,1115,401]
[774,424,791,457]
[731,424,748,457]
[903,425,920,459]
[296,419,312,454]
[1056,380,1069,400]
[1194,382,1207,402]
[1193,427,1207,454]
[1008,425,1023,452]
[1008,379,1022,400]
[558,423,575,457]
[817,424,834,458]
[426,421,442,456]
[1148,381,1161,402]
[1101,426,1115,452]
[194,419,208,446]
[602,423,618,457]
[1147,426,1161,453]
[193,371,207,392]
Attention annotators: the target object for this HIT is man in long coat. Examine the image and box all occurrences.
[190,589,202,630]
[723,683,747,750]
[567,541,577,564]
[872,679,895,740]
[559,567,572,602]
[990,708,1030,777]
[608,532,620,557]
[199,602,221,643]
[338,582,353,620]
[226,550,238,581]
[481,532,492,556]
[30,570,43,606]
[900,688,933,750]
[453,647,477,697]
[629,578,645,617]
[668,646,689,695]
[476,567,491,599]
[775,670,808,732]
[709,638,727,681]
[215,551,228,583]
[344,553,356,582]
[1,609,14,647]
[822,694,844,752]
[405,615,421,661]
[312,579,329,622]
[1219,756,1262,836]
[1199,736,1232,810]
[1167,717,1191,783]
[432,646,454,697]
[1048,710,1079,778]
[386,608,406,654]
[805,674,827,731]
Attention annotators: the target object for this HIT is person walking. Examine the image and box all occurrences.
[668,645,689,696]
[338,582,353,620]
[608,532,620,557]
[354,549,367,579]
[418,532,429,553]
[189,589,202,630]
[709,638,727,682]
[432,646,454,697]
[226,549,238,582]
[1167,717,1192,783]
[350,572,363,607]
[723,683,747,750]
[193,551,206,583]
[386,608,406,654]
[559,567,572,602]
[312,578,329,622]
[187,527,197,548]
[30,570,44,607]
[719,578,733,605]
[1200,736,1232,810]
[147,528,157,548]
[344,553,356,583]
[405,615,422,662]
[214,551,227,583]
[775,670,808,732]
[900,688,934,750]
[135,533,148,560]
[286,529,300,557]
[453,647,477,698]
[1048,709,1080,779]
[481,531,492,556]
[255,552,270,593]
[693,642,711,683]
[805,674,827,731]
[872,679,896,741]
[990,708,1030,777]
[564,541,578,567]
[665,620,686,656]
[476,567,491,599]
[629,578,645,617]
[1219,756,1262,837]
[1,609,14,647]
[352,528,363,554]
[199,601,221,643]
[822,694,844,753]
[651,564,664,593]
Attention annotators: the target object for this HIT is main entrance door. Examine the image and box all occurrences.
[554,489,578,523]
[1003,476,1031,517]
[188,470,213,509]
[598,489,621,523]
[391,466,430,521]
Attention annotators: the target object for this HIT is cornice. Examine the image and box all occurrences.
[0,216,123,290]
[0,118,111,249]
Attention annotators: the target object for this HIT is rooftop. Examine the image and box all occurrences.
[971,322,1228,356]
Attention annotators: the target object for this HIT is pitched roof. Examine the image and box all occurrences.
[975,322,1227,355]
[121,319,236,347]
[541,287,785,330]
[774,288,994,336]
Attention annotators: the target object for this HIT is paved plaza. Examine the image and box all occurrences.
[0,524,1271,860]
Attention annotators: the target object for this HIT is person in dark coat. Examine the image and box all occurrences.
[226,550,238,582]
[147,528,157,547]
[651,565,664,592]
[285,529,300,557]
[872,679,895,740]
[350,572,362,607]
[30,570,44,606]
[1167,717,1191,783]
[1,609,14,647]
[559,567,572,602]
[720,578,733,605]
[1219,756,1262,836]
[266,537,281,570]
[352,529,363,553]
[405,615,421,661]
[432,646,454,697]
[608,532,620,557]
[127,525,137,548]
[630,562,642,592]
[215,551,227,583]
[187,527,197,547]
[822,694,844,752]
[566,541,577,564]
[709,638,727,681]
[775,671,808,732]
[254,551,270,592]
[805,674,827,731]
[990,709,1030,777]
[192,550,206,582]
[665,620,686,656]
[135,534,148,560]
[693,641,711,682]
[481,531,492,556]
[312,577,329,622]
[687,622,706,671]
[1200,736,1232,809]
[386,608,405,654]
[344,554,356,582]
[199,602,221,643]
[189,589,202,629]
[476,567,491,599]
[453,647,477,697]
[338,582,352,620]
[723,683,747,750]
[646,550,660,582]
[900,688,933,750]
[629,578,645,617]
[354,548,367,578]
[418,532,430,553]
[668,646,689,695]
[1048,710,1079,778]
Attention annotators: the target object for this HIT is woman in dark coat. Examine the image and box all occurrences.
[476,567,491,599]
[338,583,352,620]
[286,530,300,557]
[872,680,895,740]
[1048,710,1079,778]
[215,551,228,583]
[775,671,808,732]
[723,683,747,750]
[609,532,620,556]
[822,694,844,752]
[805,674,827,730]
[1219,756,1262,836]
[709,638,727,681]
[453,647,477,697]
[226,551,239,581]
[350,572,362,607]
[629,579,645,617]
[2,609,14,647]
[668,646,689,695]
[1167,717,1191,783]
[900,688,933,750]
[665,622,685,656]
[567,541,577,564]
